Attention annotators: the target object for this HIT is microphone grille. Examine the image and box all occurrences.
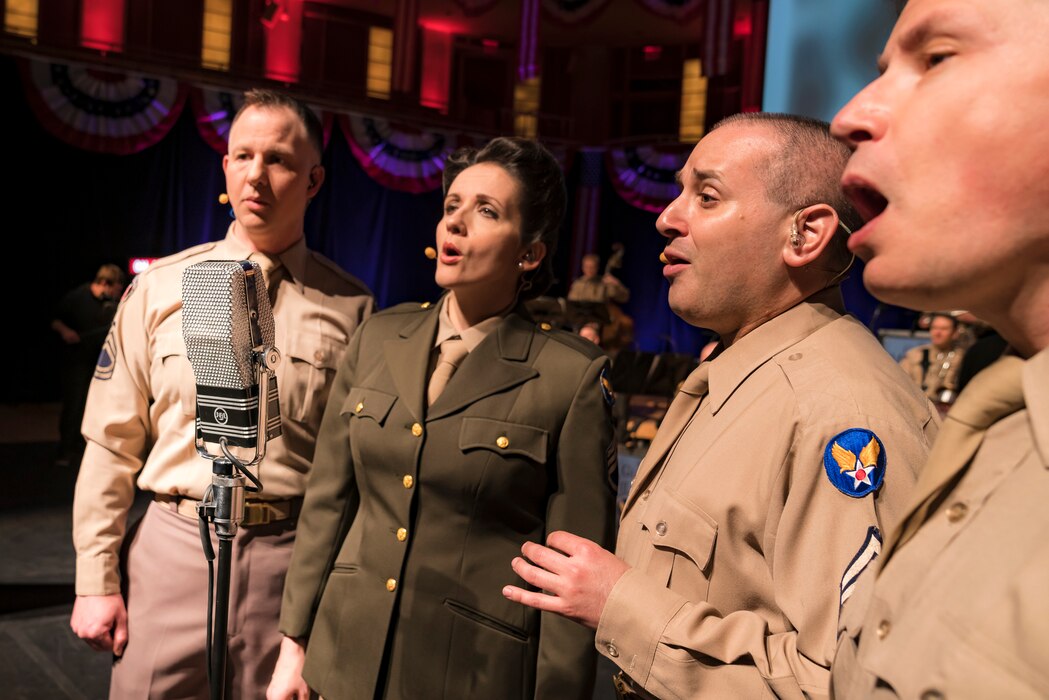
[182,260,275,390]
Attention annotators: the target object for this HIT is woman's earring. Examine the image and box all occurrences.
[517,260,525,270]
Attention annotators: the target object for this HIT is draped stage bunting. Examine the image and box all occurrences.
[606,146,688,213]
[20,57,186,155]
[340,114,454,194]
[190,87,243,155]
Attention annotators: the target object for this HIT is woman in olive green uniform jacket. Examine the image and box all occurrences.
[268,138,617,700]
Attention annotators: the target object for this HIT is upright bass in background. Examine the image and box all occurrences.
[599,244,634,352]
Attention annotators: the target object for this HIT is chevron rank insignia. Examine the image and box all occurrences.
[824,428,886,498]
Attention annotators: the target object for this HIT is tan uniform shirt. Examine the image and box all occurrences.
[597,290,937,699]
[73,227,374,595]
[832,348,1049,699]
[899,343,965,402]
[567,275,630,304]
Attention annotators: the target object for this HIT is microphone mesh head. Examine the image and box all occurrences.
[182,260,275,390]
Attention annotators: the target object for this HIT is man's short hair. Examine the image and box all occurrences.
[928,312,959,329]
[95,264,125,286]
[231,88,324,159]
[711,113,862,269]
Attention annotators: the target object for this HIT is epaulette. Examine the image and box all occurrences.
[538,323,606,360]
[139,240,221,277]
[380,300,438,315]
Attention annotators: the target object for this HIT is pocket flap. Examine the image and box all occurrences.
[641,491,717,571]
[459,417,549,463]
[285,330,341,370]
[341,387,396,425]
[155,329,187,359]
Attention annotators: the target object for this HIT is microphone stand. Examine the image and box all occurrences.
[192,262,281,700]
[194,350,278,700]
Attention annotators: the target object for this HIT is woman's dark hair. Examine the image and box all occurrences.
[442,137,566,299]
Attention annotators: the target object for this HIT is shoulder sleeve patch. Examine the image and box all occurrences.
[840,526,882,606]
[823,428,886,498]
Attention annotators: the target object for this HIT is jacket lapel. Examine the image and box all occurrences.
[426,313,539,421]
[383,309,440,424]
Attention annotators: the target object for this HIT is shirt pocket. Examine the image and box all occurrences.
[283,330,342,424]
[154,328,196,417]
[459,417,549,464]
[640,490,717,597]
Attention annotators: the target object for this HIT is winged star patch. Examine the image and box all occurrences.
[823,428,885,498]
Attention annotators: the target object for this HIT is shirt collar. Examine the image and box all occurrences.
[434,295,505,353]
[222,224,308,293]
[706,286,846,414]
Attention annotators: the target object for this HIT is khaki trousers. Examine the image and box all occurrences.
[110,500,296,699]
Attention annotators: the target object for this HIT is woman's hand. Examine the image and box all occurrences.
[266,635,310,700]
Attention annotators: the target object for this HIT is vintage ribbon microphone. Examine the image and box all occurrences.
[181,260,282,700]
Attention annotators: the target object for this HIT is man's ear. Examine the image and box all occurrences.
[307,165,325,198]
[783,203,839,268]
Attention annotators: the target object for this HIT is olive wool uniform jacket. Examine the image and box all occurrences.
[279,301,617,700]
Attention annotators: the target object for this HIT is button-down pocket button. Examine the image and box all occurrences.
[606,643,619,657]
[655,521,668,536]
[496,436,510,449]
[354,402,364,414]
[946,502,968,523]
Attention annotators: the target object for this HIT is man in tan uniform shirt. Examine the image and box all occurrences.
[504,115,936,698]
[829,0,1049,696]
[69,90,373,698]
[898,313,965,404]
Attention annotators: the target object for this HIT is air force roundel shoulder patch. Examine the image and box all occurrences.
[824,428,886,498]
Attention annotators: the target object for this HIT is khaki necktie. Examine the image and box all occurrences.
[255,253,283,306]
[884,354,1025,560]
[427,337,469,405]
[627,361,711,503]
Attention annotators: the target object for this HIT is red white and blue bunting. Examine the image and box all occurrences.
[340,114,454,194]
[21,57,186,154]
[189,87,243,155]
[606,146,688,213]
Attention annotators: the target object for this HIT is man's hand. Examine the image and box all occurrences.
[267,636,310,700]
[502,531,629,630]
[70,593,128,655]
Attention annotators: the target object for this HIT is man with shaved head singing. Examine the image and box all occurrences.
[504,114,936,698]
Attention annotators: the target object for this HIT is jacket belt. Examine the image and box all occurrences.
[154,493,303,526]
